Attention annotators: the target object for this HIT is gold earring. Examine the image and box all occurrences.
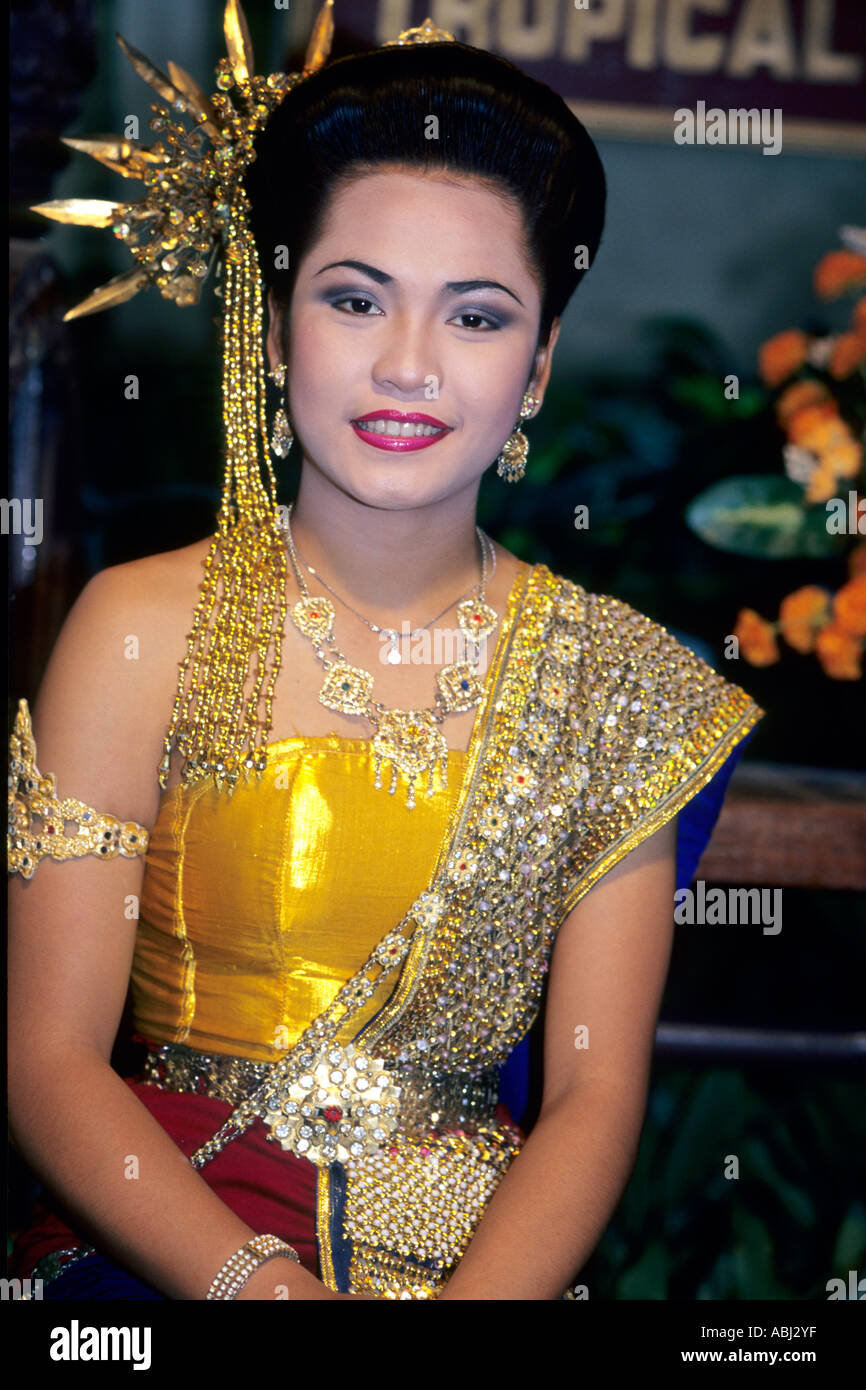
[496,392,539,482]
[267,362,293,458]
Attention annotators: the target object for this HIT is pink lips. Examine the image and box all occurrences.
[351,409,452,452]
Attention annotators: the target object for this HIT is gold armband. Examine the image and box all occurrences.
[7,698,150,879]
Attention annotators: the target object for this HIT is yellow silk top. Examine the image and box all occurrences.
[131,738,468,1063]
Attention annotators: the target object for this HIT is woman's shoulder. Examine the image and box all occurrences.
[65,535,214,687]
[22,537,215,826]
[79,535,212,619]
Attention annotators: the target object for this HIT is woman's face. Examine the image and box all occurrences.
[268,166,560,511]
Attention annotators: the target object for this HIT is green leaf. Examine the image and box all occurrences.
[685,475,843,558]
[740,1136,816,1226]
[669,376,767,421]
[731,1205,787,1298]
[661,1071,754,1207]
[832,1202,866,1270]
[526,444,570,485]
[696,1250,736,1300]
[617,1241,670,1299]
[670,376,733,420]
[732,387,770,418]
[497,526,534,558]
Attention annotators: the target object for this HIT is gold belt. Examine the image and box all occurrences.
[141,1041,501,1146]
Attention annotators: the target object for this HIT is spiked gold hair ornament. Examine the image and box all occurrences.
[29,3,457,793]
[32,0,338,317]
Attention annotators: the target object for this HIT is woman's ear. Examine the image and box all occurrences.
[529,317,561,406]
[265,288,285,372]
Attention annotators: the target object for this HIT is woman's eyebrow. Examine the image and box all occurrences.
[313,259,524,306]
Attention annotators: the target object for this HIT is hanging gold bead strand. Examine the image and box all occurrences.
[158,207,287,793]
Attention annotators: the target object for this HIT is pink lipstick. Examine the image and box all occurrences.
[351,409,453,452]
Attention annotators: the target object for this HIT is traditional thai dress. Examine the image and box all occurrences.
[8,561,763,1298]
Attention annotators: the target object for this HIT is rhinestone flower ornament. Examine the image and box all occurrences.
[262,1043,402,1167]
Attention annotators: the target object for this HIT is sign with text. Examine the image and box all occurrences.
[310,0,866,153]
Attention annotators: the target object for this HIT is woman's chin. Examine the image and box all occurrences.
[310,458,474,511]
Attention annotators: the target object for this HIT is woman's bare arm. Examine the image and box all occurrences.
[8,559,338,1300]
[437,815,678,1300]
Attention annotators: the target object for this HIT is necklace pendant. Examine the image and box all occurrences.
[383,630,403,665]
[456,597,498,647]
[372,711,449,808]
[437,661,483,713]
[291,594,335,644]
[319,661,374,716]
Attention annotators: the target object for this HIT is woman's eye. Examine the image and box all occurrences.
[329,296,500,331]
[331,295,383,316]
[451,311,499,331]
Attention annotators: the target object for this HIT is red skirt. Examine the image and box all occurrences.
[9,1076,320,1282]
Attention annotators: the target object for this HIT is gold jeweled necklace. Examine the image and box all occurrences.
[283,502,499,808]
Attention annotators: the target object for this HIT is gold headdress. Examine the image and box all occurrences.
[32,3,456,792]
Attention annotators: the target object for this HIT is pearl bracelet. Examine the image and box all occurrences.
[206,1234,300,1300]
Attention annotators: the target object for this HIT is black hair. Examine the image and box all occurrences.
[244,39,606,358]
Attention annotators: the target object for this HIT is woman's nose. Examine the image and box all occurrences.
[372,312,441,397]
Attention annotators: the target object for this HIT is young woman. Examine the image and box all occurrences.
[8,5,762,1300]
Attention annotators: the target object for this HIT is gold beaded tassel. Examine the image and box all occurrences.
[159,195,287,794]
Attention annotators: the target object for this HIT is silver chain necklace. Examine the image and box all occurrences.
[283,504,497,665]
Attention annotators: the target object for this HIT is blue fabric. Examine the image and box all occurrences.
[675,728,755,891]
[498,729,756,1126]
[328,1162,353,1294]
[41,1252,166,1300]
[499,1032,531,1129]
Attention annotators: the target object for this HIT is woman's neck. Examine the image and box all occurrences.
[287,473,493,623]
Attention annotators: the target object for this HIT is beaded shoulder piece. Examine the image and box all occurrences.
[7,699,150,879]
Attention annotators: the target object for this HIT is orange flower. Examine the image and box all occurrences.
[823,438,863,480]
[815,621,863,679]
[853,296,866,333]
[777,586,831,653]
[833,573,866,638]
[805,459,841,504]
[758,330,810,388]
[775,378,833,430]
[828,330,866,379]
[813,249,866,300]
[848,542,866,577]
[734,608,780,665]
[786,403,842,448]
